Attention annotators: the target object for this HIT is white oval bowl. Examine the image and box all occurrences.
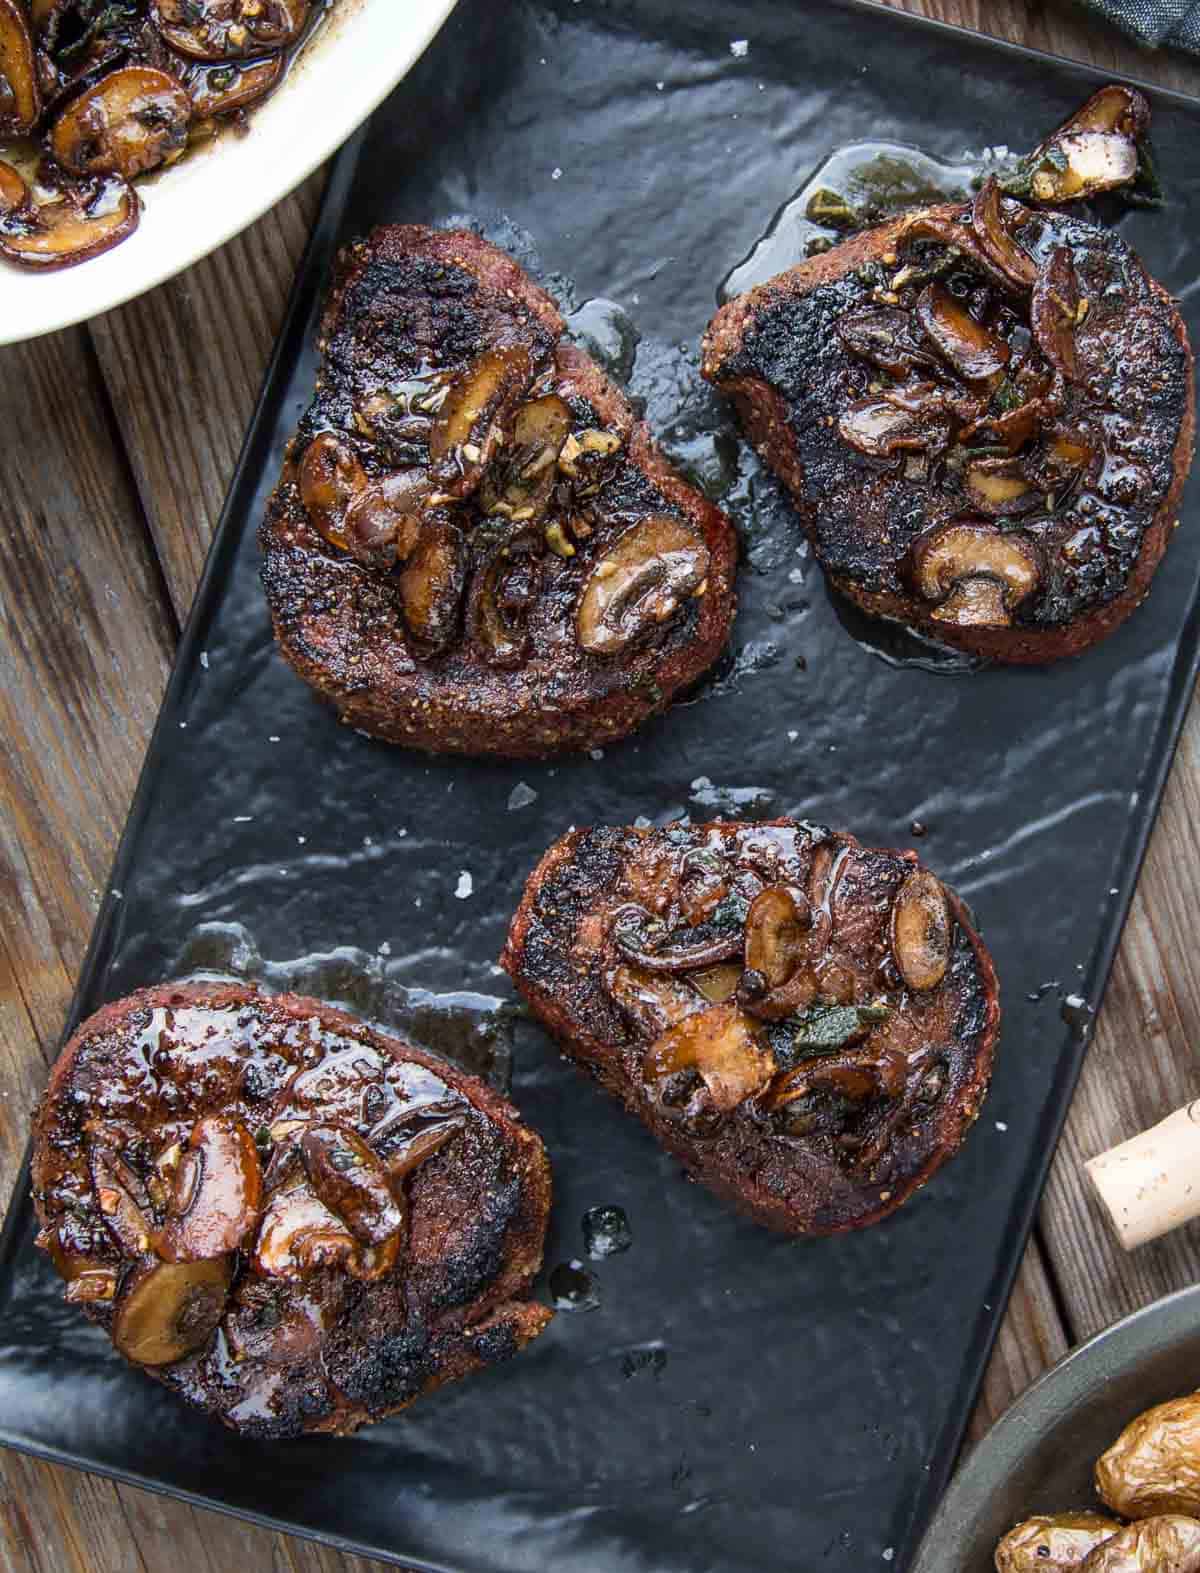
[0,0,459,346]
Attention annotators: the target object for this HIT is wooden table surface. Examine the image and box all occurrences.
[2,2,1200,1568]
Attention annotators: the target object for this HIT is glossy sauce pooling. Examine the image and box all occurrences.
[30,990,500,1434]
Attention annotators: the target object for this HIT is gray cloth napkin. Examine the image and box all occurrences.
[1075,0,1200,55]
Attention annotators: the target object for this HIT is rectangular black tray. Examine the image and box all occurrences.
[4,3,1200,1569]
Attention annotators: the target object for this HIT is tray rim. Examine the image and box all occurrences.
[3,4,1200,1569]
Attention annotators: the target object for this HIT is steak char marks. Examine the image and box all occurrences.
[260,226,737,755]
[503,818,999,1234]
[31,982,552,1437]
[703,187,1193,662]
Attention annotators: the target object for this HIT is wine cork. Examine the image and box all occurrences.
[1085,1101,1200,1251]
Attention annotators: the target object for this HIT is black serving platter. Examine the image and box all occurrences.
[3,3,1200,1570]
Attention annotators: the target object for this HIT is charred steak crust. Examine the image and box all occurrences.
[259,226,738,756]
[703,201,1194,663]
[502,819,999,1235]
[31,981,553,1438]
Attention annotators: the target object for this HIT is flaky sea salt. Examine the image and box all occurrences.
[455,872,473,899]
[508,782,539,811]
[730,38,749,57]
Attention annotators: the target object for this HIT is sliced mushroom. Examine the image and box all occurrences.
[963,457,1037,516]
[890,870,951,991]
[677,846,730,926]
[611,903,743,973]
[897,210,1027,297]
[479,393,572,521]
[577,515,709,657]
[768,1043,909,1109]
[182,54,283,118]
[298,431,368,551]
[300,1125,403,1247]
[90,1146,154,1256]
[112,1256,232,1366]
[397,513,466,653]
[152,0,309,61]
[912,519,1041,628]
[0,0,40,136]
[50,66,191,180]
[836,304,937,377]
[428,342,537,497]
[0,163,138,270]
[467,528,542,669]
[744,885,810,989]
[39,1223,121,1301]
[252,1180,400,1282]
[1024,85,1149,204]
[970,176,1038,293]
[915,284,1010,382]
[959,397,1046,457]
[643,1001,776,1115]
[688,962,743,1005]
[384,1120,463,1184]
[1031,246,1083,381]
[838,396,945,460]
[156,1115,262,1263]
[609,961,706,1038]
[342,470,430,571]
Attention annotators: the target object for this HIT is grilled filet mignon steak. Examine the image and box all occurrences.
[703,184,1194,662]
[502,818,999,1234]
[31,982,552,1437]
[259,226,738,756]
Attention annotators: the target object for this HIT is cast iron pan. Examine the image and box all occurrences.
[2,3,1200,1570]
[912,1285,1200,1573]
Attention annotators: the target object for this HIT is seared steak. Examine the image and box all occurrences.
[703,185,1194,662]
[260,226,738,755]
[502,818,999,1234]
[31,981,552,1437]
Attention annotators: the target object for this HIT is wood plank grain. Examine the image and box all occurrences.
[0,324,192,1573]
[1,4,1196,1571]
[89,176,326,623]
[1037,701,1200,1338]
[882,0,1200,96]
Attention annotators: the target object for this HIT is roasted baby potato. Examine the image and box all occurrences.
[995,1512,1122,1571]
[1097,1397,1200,1521]
[1080,1516,1200,1571]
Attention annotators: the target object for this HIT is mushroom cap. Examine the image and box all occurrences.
[576,515,710,657]
[912,519,1042,629]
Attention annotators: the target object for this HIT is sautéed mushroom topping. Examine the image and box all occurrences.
[0,0,329,270]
